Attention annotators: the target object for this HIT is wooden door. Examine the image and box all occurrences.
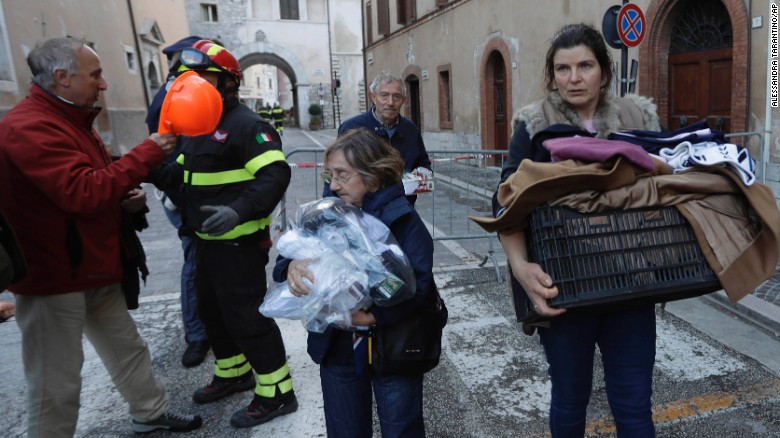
[668,47,732,132]
[485,51,508,166]
[490,52,508,152]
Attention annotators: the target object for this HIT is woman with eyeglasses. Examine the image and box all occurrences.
[273,128,438,438]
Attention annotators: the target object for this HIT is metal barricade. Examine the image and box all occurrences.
[278,148,509,282]
[277,132,769,284]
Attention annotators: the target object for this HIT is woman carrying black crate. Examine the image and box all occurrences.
[494,23,662,437]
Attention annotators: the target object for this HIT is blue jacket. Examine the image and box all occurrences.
[273,184,435,365]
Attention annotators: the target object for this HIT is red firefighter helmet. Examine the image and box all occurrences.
[177,40,242,83]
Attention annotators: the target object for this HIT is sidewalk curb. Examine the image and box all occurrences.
[704,290,780,337]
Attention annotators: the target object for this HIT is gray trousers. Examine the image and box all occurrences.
[15,284,169,437]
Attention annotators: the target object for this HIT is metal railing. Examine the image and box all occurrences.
[276,132,770,284]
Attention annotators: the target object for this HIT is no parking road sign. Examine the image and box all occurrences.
[617,3,646,47]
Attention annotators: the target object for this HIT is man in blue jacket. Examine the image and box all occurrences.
[336,72,431,204]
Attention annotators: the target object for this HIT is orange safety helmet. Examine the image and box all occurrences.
[178,40,242,83]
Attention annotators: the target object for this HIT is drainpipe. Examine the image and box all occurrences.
[126,0,150,108]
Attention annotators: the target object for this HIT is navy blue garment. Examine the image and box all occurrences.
[319,363,425,438]
[539,307,656,437]
[608,120,725,155]
[273,184,433,438]
[162,205,206,343]
[145,35,204,345]
[274,184,435,365]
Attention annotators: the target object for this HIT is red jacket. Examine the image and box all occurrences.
[0,85,166,295]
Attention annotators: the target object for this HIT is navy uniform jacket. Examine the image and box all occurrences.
[273,184,435,365]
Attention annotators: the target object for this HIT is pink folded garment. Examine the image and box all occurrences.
[542,136,656,171]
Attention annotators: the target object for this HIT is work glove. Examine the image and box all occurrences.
[200,205,239,236]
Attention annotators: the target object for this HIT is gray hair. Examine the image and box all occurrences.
[27,37,84,89]
[369,71,406,97]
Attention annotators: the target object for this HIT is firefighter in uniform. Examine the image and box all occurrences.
[257,103,271,124]
[272,102,285,136]
[148,40,297,429]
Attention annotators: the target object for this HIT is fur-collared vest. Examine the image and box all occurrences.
[512,91,661,139]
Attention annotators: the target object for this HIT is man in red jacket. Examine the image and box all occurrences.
[0,37,202,436]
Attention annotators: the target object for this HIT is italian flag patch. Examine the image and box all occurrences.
[256,132,273,144]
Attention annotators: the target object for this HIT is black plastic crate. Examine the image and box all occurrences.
[511,205,722,323]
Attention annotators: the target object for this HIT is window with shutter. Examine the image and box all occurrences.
[280,0,299,20]
[377,0,390,35]
[438,65,453,129]
[397,0,406,25]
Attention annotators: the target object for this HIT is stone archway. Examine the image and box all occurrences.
[479,37,512,153]
[230,41,311,127]
[639,0,748,133]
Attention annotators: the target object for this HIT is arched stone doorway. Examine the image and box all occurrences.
[230,42,310,127]
[480,38,512,164]
[640,0,747,134]
[402,65,423,128]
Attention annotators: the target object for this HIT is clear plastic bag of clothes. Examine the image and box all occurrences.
[260,197,416,332]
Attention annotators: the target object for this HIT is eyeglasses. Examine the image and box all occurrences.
[179,48,224,73]
[377,92,404,102]
[321,169,357,185]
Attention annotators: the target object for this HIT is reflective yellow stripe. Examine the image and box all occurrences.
[214,362,252,378]
[216,354,248,369]
[215,353,246,370]
[254,383,276,398]
[256,363,290,385]
[195,216,271,240]
[254,378,293,398]
[246,150,286,175]
[277,377,293,394]
[213,354,252,378]
[176,154,184,164]
[189,168,255,186]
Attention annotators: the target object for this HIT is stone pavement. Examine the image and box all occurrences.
[1,127,780,436]
[705,261,780,337]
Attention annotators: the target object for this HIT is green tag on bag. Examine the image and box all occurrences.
[373,273,404,299]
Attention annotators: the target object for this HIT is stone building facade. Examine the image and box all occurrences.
[185,0,365,128]
[362,0,779,198]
